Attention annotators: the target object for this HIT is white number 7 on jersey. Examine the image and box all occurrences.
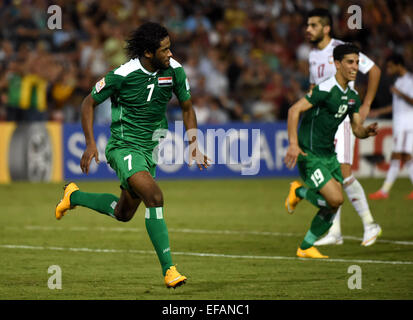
[124,154,132,171]
[146,84,154,102]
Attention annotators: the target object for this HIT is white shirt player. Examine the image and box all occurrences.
[392,72,413,132]
[309,38,375,86]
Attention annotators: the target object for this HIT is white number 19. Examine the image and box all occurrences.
[311,169,324,187]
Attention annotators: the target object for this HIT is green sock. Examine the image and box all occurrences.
[300,208,335,249]
[70,190,119,219]
[145,207,173,276]
[296,186,330,209]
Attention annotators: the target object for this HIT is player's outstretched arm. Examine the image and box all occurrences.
[359,64,381,121]
[180,99,210,170]
[284,97,312,169]
[368,105,392,118]
[80,93,100,174]
[350,112,378,139]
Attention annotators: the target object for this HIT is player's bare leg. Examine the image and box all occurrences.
[113,188,141,222]
[319,177,344,210]
[128,171,186,288]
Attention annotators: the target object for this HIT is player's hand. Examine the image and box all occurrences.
[284,144,307,169]
[188,144,211,170]
[80,144,100,174]
[365,122,378,137]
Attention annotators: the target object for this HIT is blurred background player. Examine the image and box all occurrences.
[55,22,209,288]
[369,54,413,200]
[284,44,378,258]
[305,8,382,247]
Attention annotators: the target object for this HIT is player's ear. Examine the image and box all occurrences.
[334,59,341,70]
[143,49,154,59]
[323,25,330,36]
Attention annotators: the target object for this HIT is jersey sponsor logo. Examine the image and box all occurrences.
[95,78,106,93]
[158,76,173,87]
[348,99,356,107]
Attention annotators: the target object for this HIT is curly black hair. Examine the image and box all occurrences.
[125,22,169,59]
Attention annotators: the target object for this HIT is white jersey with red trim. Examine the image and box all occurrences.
[309,38,375,85]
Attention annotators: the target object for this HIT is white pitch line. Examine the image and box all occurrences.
[341,235,413,246]
[1,244,413,266]
[6,225,413,246]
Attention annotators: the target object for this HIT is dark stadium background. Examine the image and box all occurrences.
[1,0,411,124]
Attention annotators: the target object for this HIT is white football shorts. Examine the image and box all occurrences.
[334,118,355,165]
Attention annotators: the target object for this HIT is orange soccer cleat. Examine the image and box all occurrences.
[55,182,79,220]
[368,190,389,200]
[297,246,329,259]
[285,181,303,214]
[164,266,187,289]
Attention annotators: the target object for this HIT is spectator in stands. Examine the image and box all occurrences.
[0,0,412,122]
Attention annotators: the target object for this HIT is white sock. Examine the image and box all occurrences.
[381,159,401,193]
[344,175,374,228]
[328,206,342,235]
[407,160,413,184]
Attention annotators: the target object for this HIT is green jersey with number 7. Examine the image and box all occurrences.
[91,57,191,153]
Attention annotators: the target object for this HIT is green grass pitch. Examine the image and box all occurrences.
[0,178,412,300]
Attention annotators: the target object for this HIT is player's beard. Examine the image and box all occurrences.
[309,32,324,45]
[152,56,169,70]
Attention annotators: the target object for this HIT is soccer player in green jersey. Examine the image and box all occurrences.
[55,22,209,287]
[284,44,378,258]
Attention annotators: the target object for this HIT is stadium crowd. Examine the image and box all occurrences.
[0,0,412,124]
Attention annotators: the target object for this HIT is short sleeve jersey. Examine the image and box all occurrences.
[309,38,375,85]
[300,76,361,156]
[91,57,191,152]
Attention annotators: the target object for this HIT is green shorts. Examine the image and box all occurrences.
[297,152,343,191]
[106,146,156,197]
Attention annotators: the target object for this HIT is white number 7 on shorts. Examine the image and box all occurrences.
[311,168,324,187]
[124,154,132,171]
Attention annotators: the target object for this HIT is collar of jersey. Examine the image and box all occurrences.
[316,38,334,52]
[135,58,159,76]
[333,76,349,94]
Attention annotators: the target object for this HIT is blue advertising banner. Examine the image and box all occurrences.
[63,122,298,180]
